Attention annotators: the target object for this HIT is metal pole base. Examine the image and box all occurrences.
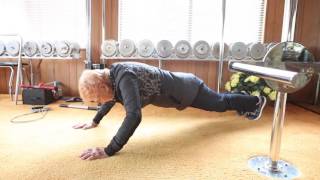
[248,156,300,179]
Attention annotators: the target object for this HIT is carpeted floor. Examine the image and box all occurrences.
[0,94,320,180]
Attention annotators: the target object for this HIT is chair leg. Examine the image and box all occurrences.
[8,66,14,101]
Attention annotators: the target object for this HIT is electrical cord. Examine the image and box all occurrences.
[10,106,50,123]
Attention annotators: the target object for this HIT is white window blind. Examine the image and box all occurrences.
[119,0,266,44]
[0,0,87,47]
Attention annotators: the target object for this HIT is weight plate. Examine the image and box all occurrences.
[0,41,5,56]
[175,40,192,58]
[56,41,71,57]
[70,42,81,58]
[212,42,229,59]
[101,40,117,57]
[119,39,136,57]
[157,40,173,58]
[249,42,267,60]
[230,42,247,60]
[6,41,20,56]
[193,40,210,59]
[23,41,38,57]
[40,42,55,57]
[138,39,155,57]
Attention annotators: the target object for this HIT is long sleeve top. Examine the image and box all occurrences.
[92,62,203,156]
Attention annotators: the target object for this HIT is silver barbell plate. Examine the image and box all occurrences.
[138,39,155,57]
[0,41,5,56]
[6,41,20,56]
[263,42,315,93]
[175,40,192,58]
[119,39,136,57]
[40,42,55,57]
[55,41,72,57]
[230,42,247,60]
[249,42,267,60]
[157,40,173,58]
[193,40,210,59]
[23,41,39,57]
[212,42,229,59]
[101,40,118,57]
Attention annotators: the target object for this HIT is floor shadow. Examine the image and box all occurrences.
[116,115,271,157]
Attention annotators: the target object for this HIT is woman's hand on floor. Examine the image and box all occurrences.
[80,147,108,160]
[72,122,98,130]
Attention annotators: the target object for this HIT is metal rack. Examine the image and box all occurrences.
[1,35,82,105]
[0,34,23,104]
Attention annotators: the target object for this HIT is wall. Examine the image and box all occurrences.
[289,0,320,103]
[0,50,85,96]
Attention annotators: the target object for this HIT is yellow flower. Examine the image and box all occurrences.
[263,87,271,94]
[225,81,231,91]
[251,91,260,96]
[230,78,239,87]
[268,91,277,101]
[244,75,260,84]
[244,76,250,83]
[249,76,260,84]
[231,74,240,81]
[236,72,244,76]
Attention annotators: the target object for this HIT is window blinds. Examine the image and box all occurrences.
[0,0,87,47]
[119,0,266,44]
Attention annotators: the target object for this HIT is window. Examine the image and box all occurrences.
[119,0,266,44]
[0,0,87,47]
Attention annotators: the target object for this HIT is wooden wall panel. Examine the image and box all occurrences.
[289,0,320,103]
[264,0,285,43]
[91,0,102,63]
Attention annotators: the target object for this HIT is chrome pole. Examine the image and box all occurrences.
[247,1,301,178]
[101,0,106,67]
[86,0,92,69]
[314,73,320,105]
[14,35,23,104]
[217,0,226,93]
[269,92,287,170]
[102,0,106,42]
[281,0,299,42]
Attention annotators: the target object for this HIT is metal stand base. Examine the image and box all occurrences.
[248,156,300,179]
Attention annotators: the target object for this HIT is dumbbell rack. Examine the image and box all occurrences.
[1,34,82,105]
[99,0,229,93]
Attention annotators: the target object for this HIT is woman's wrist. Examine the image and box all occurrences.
[92,121,98,127]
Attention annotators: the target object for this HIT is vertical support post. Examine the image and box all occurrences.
[29,59,34,85]
[101,0,107,67]
[14,35,23,104]
[314,73,320,105]
[217,0,226,93]
[86,0,92,69]
[281,0,299,42]
[158,59,162,69]
[269,92,287,171]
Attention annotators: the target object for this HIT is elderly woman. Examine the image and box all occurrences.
[73,62,266,160]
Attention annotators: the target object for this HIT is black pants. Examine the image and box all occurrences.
[191,84,259,113]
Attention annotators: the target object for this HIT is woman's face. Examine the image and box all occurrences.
[84,90,113,104]
[79,68,113,105]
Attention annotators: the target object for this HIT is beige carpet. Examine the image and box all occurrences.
[0,94,320,180]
